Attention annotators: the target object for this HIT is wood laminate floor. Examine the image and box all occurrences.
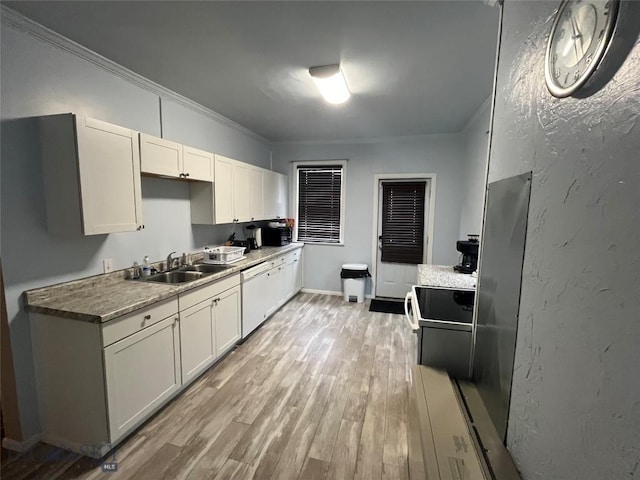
[1,293,417,480]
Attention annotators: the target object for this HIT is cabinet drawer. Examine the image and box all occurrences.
[269,255,287,269]
[102,297,179,347]
[179,273,240,311]
[283,249,300,263]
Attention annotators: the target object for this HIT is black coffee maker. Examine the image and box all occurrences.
[453,235,479,274]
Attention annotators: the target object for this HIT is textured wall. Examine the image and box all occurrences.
[489,2,640,478]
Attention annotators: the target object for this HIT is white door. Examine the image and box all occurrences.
[179,300,215,383]
[139,133,183,178]
[182,145,214,182]
[233,162,252,222]
[248,167,264,220]
[103,316,181,443]
[375,179,430,299]
[214,155,235,224]
[76,117,143,234]
[214,285,241,355]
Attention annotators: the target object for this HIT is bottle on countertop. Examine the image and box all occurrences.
[142,256,151,277]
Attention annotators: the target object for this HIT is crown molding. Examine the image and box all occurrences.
[0,5,269,144]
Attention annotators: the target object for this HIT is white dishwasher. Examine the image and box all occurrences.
[241,262,270,339]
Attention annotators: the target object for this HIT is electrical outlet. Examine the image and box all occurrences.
[103,258,114,273]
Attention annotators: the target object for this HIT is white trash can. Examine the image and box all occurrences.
[340,263,370,303]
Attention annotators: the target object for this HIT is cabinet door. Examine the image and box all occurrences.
[233,162,251,222]
[103,316,180,443]
[275,173,288,219]
[139,133,183,178]
[214,155,235,224]
[294,254,303,292]
[249,167,264,221]
[76,117,143,234]
[183,146,214,182]
[266,265,285,317]
[214,285,241,355]
[179,300,215,384]
[284,258,296,300]
[263,171,277,219]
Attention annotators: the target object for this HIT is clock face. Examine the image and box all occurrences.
[545,0,619,97]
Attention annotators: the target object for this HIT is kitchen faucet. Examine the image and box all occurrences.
[166,251,178,270]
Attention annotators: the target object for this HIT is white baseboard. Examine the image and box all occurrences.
[301,288,342,296]
[2,433,41,452]
[300,288,373,300]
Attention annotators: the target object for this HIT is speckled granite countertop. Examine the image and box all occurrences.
[25,244,304,323]
[417,264,476,290]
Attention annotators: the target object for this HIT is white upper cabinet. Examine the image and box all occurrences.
[264,170,288,219]
[139,134,182,178]
[190,155,287,225]
[249,166,264,221]
[182,145,214,181]
[214,154,235,224]
[233,161,251,222]
[40,114,144,235]
[140,133,213,182]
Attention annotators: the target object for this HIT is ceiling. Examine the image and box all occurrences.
[5,1,500,142]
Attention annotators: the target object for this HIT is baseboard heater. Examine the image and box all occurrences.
[409,365,521,480]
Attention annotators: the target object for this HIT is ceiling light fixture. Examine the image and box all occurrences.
[308,64,350,104]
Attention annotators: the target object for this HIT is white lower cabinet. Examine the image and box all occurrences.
[179,299,216,384]
[178,274,241,386]
[31,273,244,458]
[103,315,181,442]
[261,248,304,319]
[215,285,242,353]
[30,297,180,457]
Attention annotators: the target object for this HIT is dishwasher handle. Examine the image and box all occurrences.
[404,291,419,333]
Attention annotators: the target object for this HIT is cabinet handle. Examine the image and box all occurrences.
[179,173,184,178]
[144,314,151,320]
[184,172,190,177]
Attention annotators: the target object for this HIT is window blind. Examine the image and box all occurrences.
[297,166,343,243]
[381,181,426,264]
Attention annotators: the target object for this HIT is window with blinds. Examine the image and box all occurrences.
[381,181,426,264]
[297,165,344,243]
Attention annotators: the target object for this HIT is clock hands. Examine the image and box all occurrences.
[569,12,585,59]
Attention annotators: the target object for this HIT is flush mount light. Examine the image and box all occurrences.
[308,64,350,104]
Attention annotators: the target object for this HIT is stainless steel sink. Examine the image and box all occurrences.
[180,263,232,274]
[145,270,204,284]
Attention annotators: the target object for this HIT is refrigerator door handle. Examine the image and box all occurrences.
[405,291,419,333]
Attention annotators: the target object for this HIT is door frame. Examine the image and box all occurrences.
[370,173,437,298]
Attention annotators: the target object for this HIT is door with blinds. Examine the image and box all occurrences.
[375,180,429,298]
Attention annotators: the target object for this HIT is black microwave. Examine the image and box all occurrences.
[263,226,292,246]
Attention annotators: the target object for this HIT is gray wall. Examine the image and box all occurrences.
[490,2,640,478]
[271,135,467,294]
[459,98,491,240]
[0,18,270,440]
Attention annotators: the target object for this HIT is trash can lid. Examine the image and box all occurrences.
[341,263,368,270]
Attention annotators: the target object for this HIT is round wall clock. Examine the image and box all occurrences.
[545,0,620,98]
